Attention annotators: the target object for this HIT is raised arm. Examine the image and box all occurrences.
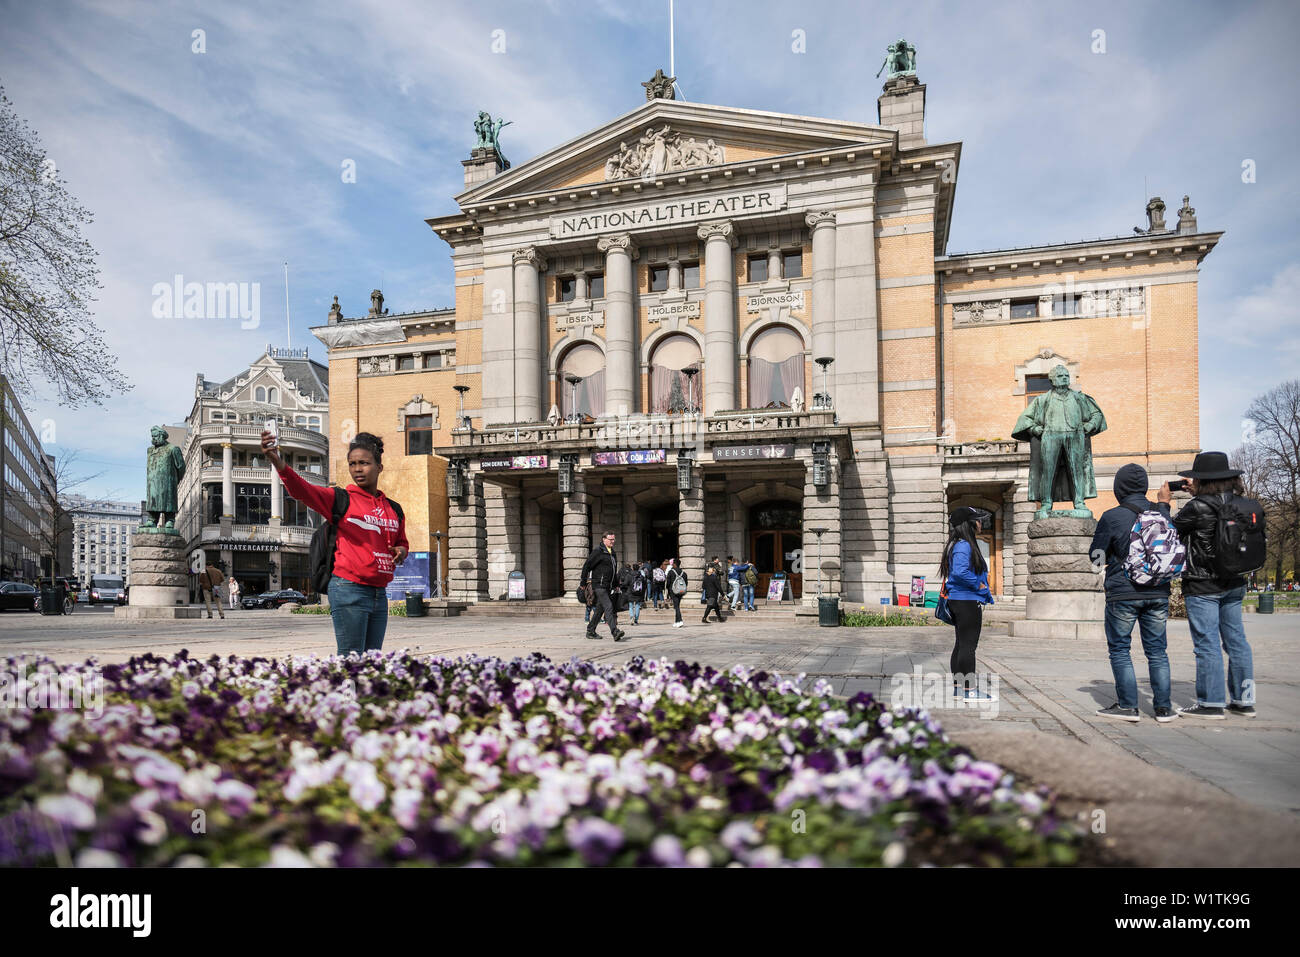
[262,431,335,518]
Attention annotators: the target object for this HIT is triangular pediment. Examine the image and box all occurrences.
[457,99,898,204]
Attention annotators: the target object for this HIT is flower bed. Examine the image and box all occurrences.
[0,651,1086,867]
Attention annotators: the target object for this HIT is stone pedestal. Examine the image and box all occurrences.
[115,533,202,619]
[1008,516,1104,639]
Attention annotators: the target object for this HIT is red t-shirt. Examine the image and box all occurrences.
[278,466,409,588]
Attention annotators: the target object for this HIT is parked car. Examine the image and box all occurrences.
[241,589,308,610]
[88,575,128,605]
[0,581,40,612]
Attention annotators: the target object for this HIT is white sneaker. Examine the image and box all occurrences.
[673,621,683,628]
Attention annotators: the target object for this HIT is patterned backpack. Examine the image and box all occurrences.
[1121,504,1187,586]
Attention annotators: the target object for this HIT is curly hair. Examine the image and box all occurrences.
[348,431,385,464]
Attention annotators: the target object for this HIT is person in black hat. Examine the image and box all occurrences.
[938,506,996,700]
[1172,452,1256,719]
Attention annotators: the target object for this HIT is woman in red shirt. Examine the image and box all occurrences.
[262,430,408,654]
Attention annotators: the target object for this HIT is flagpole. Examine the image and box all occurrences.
[283,262,291,350]
[670,0,675,83]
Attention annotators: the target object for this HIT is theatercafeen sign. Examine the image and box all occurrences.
[549,185,787,239]
[208,540,279,552]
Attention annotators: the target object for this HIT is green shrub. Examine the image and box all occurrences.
[389,601,407,617]
[290,605,329,615]
[842,609,937,627]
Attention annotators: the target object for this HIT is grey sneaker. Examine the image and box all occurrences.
[1177,704,1225,720]
[1096,703,1140,723]
[1226,704,1256,718]
[1154,707,1178,723]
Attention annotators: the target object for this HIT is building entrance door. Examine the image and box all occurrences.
[641,504,678,566]
[748,501,803,599]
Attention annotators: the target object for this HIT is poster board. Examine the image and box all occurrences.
[507,571,526,600]
[385,552,430,602]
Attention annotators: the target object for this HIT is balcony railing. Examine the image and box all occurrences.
[195,422,327,451]
[199,524,314,547]
[198,465,327,485]
[447,409,839,449]
[941,441,1025,457]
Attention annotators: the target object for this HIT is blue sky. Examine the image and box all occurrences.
[2,0,1297,502]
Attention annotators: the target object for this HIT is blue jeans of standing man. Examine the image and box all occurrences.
[328,575,388,656]
[1184,585,1254,707]
[629,599,642,623]
[742,584,755,611]
[1103,598,1171,710]
[728,579,740,608]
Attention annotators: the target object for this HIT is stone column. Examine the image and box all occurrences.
[767,248,782,282]
[621,498,638,567]
[115,532,201,619]
[678,466,705,586]
[806,211,837,362]
[523,497,544,599]
[484,483,523,600]
[802,449,842,604]
[221,443,234,518]
[448,472,489,601]
[698,221,737,416]
[512,247,547,423]
[574,270,588,301]
[1008,516,1105,639]
[597,232,638,415]
[667,260,682,292]
[562,473,591,596]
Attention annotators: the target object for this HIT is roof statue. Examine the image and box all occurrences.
[473,111,512,167]
[641,68,677,101]
[877,37,918,79]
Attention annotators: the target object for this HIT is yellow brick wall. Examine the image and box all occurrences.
[877,286,934,330]
[876,232,934,279]
[880,336,936,382]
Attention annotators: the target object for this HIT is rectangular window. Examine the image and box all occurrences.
[558,276,576,302]
[782,250,803,279]
[397,355,416,371]
[1025,374,1051,405]
[681,261,700,289]
[588,273,604,298]
[1009,297,1038,319]
[748,255,768,283]
[649,266,669,292]
[425,353,442,370]
[1051,294,1081,317]
[406,414,434,456]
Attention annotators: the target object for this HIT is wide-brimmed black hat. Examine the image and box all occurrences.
[949,506,991,529]
[1178,451,1242,480]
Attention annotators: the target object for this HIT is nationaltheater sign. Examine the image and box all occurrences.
[549,185,787,239]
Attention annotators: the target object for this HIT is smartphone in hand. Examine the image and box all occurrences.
[264,419,279,450]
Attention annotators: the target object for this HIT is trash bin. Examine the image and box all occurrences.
[818,595,840,627]
[405,590,427,617]
[40,586,61,616]
[1257,592,1275,614]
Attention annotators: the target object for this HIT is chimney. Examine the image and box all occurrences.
[1176,195,1198,234]
[1145,197,1168,233]
[878,75,926,149]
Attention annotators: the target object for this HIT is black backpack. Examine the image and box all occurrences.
[1210,494,1267,579]
[309,489,404,593]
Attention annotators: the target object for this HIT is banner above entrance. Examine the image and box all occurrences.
[549,185,787,239]
[481,455,550,470]
[591,449,667,466]
[714,443,795,460]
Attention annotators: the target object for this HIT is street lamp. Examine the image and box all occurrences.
[682,366,699,414]
[808,526,828,596]
[453,384,471,431]
[432,530,443,599]
[814,357,834,409]
[564,373,582,424]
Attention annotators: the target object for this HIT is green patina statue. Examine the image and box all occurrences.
[473,111,512,156]
[1012,365,1108,519]
[140,425,185,534]
[877,37,918,79]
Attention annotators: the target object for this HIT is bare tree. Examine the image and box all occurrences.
[41,450,121,582]
[1233,441,1292,586]
[0,85,131,406]
[1242,379,1300,585]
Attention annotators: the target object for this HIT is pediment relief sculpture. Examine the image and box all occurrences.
[603,125,725,181]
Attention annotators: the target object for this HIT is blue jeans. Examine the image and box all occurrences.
[728,580,740,608]
[328,575,388,656]
[1104,598,1171,710]
[629,600,642,622]
[1184,585,1254,707]
[742,584,755,611]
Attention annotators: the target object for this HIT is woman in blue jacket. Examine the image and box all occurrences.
[939,507,996,699]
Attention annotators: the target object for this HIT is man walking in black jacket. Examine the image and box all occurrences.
[1088,464,1176,723]
[580,531,626,641]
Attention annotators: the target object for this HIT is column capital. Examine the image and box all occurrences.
[805,210,837,230]
[596,232,638,258]
[696,220,735,245]
[512,246,548,270]
[221,442,232,449]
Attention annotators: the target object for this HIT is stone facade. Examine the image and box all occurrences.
[313,73,1220,610]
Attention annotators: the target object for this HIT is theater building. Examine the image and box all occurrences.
[317,69,1219,607]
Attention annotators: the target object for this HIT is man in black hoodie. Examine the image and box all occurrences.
[1087,464,1176,723]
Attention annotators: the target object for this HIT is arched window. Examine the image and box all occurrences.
[558,344,605,418]
[650,334,702,413]
[748,326,804,408]
[254,386,266,403]
[267,387,279,405]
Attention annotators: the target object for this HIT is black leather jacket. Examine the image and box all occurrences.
[1172,494,1246,596]
[580,545,618,590]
